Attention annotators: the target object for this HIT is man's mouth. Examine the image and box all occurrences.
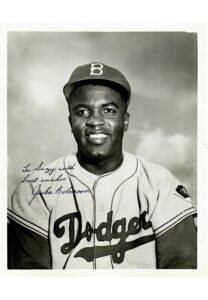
[86,133,109,145]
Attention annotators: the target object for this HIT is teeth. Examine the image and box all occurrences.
[88,133,108,144]
[89,133,107,138]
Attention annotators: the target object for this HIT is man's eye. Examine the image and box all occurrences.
[103,108,116,114]
[76,109,90,117]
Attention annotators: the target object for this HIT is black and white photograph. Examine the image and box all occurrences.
[6,31,198,270]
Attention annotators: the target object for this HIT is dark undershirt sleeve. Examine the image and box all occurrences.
[8,218,52,269]
[155,215,197,269]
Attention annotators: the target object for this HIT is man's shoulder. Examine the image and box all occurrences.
[10,153,78,207]
[124,151,177,185]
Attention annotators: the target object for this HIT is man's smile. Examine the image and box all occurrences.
[86,132,109,145]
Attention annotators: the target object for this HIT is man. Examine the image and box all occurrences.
[8,62,197,269]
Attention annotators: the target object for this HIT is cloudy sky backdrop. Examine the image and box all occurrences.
[8,32,197,206]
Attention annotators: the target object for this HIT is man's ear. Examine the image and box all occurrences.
[124,113,130,131]
[68,115,73,132]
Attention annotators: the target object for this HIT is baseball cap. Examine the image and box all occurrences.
[63,62,131,102]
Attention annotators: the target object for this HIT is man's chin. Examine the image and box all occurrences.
[79,148,111,163]
[85,151,109,162]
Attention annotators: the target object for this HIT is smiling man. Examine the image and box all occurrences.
[68,83,129,174]
[8,62,197,269]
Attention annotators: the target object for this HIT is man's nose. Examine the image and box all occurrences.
[86,112,105,127]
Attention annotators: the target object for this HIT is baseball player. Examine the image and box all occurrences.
[8,62,197,269]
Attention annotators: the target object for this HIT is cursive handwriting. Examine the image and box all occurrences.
[20,161,91,202]
[30,184,90,202]
[22,162,76,175]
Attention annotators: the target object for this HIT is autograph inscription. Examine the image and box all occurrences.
[22,162,76,175]
[20,161,89,201]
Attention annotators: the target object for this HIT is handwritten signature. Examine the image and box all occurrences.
[29,184,90,202]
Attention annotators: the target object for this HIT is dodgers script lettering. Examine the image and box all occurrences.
[53,211,154,264]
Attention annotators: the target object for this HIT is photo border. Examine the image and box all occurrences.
[0,23,207,277]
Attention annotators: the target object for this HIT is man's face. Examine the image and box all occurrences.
[68,84,129,161]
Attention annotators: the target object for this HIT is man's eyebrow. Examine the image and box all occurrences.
[102,102,119,108]
[73,104,90,109]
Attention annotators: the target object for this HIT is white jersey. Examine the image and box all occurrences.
[8,151,196,269]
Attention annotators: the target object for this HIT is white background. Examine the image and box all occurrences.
[0,0,208,299]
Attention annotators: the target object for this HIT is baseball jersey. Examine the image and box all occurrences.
[8,151,197,269]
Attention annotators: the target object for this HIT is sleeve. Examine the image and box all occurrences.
[147,166,197,269]
[7,180,52,269]
[149,167,197,237]
[155,215,197,269]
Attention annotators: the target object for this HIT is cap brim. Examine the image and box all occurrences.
[63,78,130,102]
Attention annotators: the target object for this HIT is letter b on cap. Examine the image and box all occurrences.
[90,63,103,76]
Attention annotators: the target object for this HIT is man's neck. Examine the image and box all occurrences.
[76,151,123,175]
